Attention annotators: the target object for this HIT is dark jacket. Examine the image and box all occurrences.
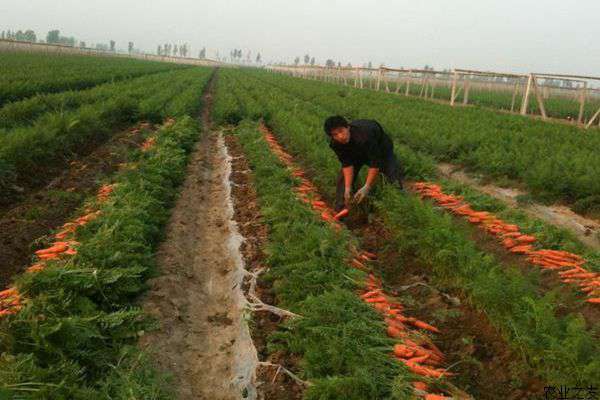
[329,119,394,169]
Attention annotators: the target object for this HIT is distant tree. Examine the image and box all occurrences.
[128,41,134,54]
[346,62,352,67]
[1,31,5,40]
[256,52,261,63]
[173,44,178,56]
[26,30,38,42]
[109,40,116,52]
[304,54,310,64]
[294,56,300,65]
[367,61,372,69]
[310,57,315,66]
[199,47,206,59]
[79,41,86,48]
[46,30,60,44]
[157,45,162,55]
[96,43,109,51]
[337,61,342,67]
[182,44,189,57]
[325,59,335,67]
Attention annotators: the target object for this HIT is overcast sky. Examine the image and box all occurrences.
[2,0,600,75]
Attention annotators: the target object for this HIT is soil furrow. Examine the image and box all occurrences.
[140,77,258,400]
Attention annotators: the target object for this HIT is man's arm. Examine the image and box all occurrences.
[364,167,379,188]
[342,166,354,191]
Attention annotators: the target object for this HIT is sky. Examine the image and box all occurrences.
[2,0,600,76]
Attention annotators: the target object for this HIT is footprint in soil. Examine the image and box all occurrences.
[207,312,233,326]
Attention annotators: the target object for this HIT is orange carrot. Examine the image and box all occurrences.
[394,344,415,359]
[516,235,536,244]
[510,245,534,254]
[333,208,349,220]
[412,320,441,334]
[407,354,430,364]
[425,394,450,400]
[35,243,68,255]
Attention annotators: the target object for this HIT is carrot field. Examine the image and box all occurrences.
[1,52,599,400]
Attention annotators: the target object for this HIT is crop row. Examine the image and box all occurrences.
[0,116,203,399]
[0,52,186,106]
[256,70,600,215]
[0,67,213,202]
[0,68,199,130]
[231,121,413,399]
[214,68,600,386]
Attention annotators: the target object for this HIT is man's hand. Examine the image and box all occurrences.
[344,187,352,207]
[353,184,371,204]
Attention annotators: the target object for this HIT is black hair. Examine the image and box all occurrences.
[323,115,348,136]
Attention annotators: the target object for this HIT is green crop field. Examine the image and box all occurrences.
[1,53,599,400]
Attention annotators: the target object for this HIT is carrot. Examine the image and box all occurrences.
[38,253,60,260]
[411,320,441,334]
[26,263,46,273]
[586,298,600,304]
[64,248,78,256]
[413,382,429,391]
[510,245,534,254]
[362,251,378,260]
[387,326,405,338]
[516,235,536,244]
[321,211,334,222]
[503,224,520,232]
[394,344,415,359]
[502,231,523,238]
[35,243,68,255]
[502,238,517,249]
[403,361,452,378]
[333,208,349,220]
[425,394,450,400]
[407,354,430,364]
[351,258,368,270]
[365,296,387,304]
[569,273,597,280]
[360,290,381,299]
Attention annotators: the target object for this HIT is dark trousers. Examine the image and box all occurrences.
[335,152,404,211]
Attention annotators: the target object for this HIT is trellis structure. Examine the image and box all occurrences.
[268,64,600,129]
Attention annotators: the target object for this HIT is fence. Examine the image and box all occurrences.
[0,39,222,67]
[268,64,600,129]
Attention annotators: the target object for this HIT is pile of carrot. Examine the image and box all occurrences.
[261,128,456,399]
[412,182,600,305]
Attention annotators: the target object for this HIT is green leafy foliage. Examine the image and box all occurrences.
[233,121,411,399]
[0,116,202,399]
[0,52,187,107]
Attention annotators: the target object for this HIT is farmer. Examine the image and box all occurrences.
[324,115,404,212]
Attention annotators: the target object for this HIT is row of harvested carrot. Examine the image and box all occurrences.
[412,182,600,305]
[0,184,114,318]
[0,123,167,319]
[261,127,458,400]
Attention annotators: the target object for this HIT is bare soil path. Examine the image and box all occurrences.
[140,81,258,400]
